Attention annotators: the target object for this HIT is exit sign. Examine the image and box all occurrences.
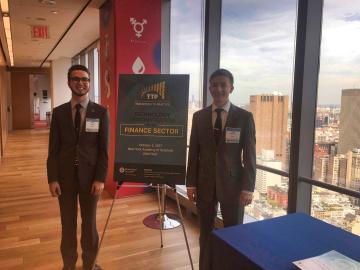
[31,25,49,39]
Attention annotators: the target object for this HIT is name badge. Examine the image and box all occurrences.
[85,118,99,132]
[225,127,241,143]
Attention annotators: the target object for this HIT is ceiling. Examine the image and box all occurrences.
[0,0,106,68]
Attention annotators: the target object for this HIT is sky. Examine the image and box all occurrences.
[170,0,360,106]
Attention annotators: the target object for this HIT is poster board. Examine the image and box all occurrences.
[114,74,189,185]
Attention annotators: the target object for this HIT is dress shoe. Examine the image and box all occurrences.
[83,264,102,270]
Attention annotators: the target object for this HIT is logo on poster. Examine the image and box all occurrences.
[130,17,147,38]
[140,81,166,101]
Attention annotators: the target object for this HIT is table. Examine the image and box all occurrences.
[212,213,360,270]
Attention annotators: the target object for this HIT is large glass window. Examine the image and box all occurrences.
[170,0,204,195]
[93,47,100,103]
[312,0,360,232]
[248,170,288,219]
[170,0,204,133]
[220,0,298,219]
[312,187,360,236]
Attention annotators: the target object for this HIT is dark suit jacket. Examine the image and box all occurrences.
[186,104,256,203]
[47,101,109,190]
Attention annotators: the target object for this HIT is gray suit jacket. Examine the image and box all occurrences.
[47,101,109,190]
[186,104,256,203]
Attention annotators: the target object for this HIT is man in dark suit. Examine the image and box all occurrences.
[47,64,109,270]
[186,69,256,270]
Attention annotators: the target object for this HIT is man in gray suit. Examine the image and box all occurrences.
[186,69,256,270]
[47,65,109,270]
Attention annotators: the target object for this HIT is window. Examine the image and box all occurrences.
[170,0,205,194]
[170,0,204,120]
[312,0,360,234]
[93,48,100,103]
[312,187,360,236]
[220,0,298,219]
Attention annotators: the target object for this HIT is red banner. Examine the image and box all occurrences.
[115,0,161,75]
[100,0,161,197]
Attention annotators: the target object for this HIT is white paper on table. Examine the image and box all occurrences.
[293,250,360,270]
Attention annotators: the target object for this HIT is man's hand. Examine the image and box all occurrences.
[91,181,104,196]
[240,192,253,207]
[49,182,61,197]
[187,187,197,203]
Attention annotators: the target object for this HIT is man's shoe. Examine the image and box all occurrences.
[83,264,102,270]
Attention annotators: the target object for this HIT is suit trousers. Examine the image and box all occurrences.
[58,169,99,270]
[197,197,244,270]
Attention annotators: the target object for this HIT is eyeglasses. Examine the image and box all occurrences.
[70,77,90,83]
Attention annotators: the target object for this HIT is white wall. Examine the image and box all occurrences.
[51,58,72,108]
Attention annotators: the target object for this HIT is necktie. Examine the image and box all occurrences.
[74,104,82,141]
[214,108,223,145]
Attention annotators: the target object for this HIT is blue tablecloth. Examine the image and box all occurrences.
[212,213,360,270]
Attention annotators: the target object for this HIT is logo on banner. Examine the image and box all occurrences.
[132,57,146,74]
[130,17,147,38]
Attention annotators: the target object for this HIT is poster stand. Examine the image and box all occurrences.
[143,185,181,230]
[92,183,194,270]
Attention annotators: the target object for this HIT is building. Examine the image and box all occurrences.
[255,150,282,194]
[350,149,360,191]
[338,89,360,154]
[326,155,340,186]
[313,154,329,182]
[312,205,330,220]
[314,142,337,156]
[267,186,288,209]
[338,154,348,188]
[249,93,289,167]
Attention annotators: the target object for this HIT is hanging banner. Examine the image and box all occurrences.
[114,74,189,185]
[99,0,161,196]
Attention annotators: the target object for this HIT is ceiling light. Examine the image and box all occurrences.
[51,10,58,14]
[0,0,9,12]
[1,0,14,66]
[38,0,56,5]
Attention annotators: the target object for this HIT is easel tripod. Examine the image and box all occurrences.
[92,183,194,270]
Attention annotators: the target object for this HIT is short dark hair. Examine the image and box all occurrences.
[209,68,234,85]
[67,64,90,81]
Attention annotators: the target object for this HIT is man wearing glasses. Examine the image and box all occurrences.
[47,64,109,270]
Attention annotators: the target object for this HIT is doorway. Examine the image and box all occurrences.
[29,74,51,129]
